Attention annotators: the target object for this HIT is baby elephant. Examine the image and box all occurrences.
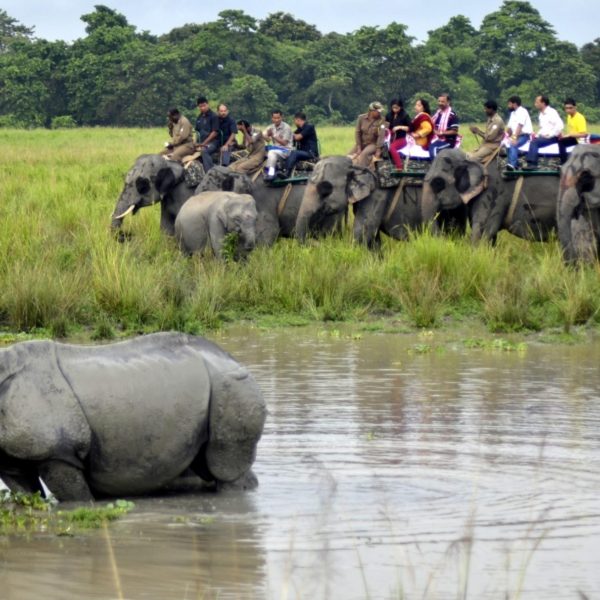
[175,191,258,258]
[0,333,267,502]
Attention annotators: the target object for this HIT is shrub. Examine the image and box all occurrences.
[51,115,77,129]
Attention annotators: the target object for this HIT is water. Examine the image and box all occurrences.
[1,327,600,599]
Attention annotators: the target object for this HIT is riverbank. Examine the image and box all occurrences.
[1,127,600,343]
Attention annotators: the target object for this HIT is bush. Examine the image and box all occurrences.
[0,113,30,128]
[51,115,77,129]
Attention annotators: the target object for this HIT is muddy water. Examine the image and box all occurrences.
[1,327,600,599]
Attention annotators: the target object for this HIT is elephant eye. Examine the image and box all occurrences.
[136,177,151,194]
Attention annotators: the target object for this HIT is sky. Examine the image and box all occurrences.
[3,0,599,47]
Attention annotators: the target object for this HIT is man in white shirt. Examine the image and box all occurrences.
[505,95,533,171]
[263,109,293,180]
[523,95,564,170]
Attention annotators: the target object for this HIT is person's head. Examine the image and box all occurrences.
[535,95,550,111]
[483,99,498,117]
[237,119,251,132]
[197,96,209,113]
[167,108,181,122]
[389,98,404,114]
[415,98,431,115]
[437,94,451,110]
[564,98,578,116]
[271,110,283,126]
[368,101,384,117]
[507,95,521,111]
[294,111,307,127]
[217,104,229,118]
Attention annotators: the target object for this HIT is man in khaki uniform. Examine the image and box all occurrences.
[229,120,266,174]
[161,108,195,161]
[468,100,505,163]
[348,101,387,168]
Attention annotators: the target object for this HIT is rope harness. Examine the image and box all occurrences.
[277,184,293,216]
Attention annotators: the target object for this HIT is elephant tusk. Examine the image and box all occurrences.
[114,205,135,220]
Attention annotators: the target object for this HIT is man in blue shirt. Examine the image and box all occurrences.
[284,112,319,177]
[194,96,219,172]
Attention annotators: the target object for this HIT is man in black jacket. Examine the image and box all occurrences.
[284,112,319,177]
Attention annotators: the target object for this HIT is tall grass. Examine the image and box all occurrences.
[2,127,600,339]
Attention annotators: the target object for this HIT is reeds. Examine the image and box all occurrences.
[2,127,600,339]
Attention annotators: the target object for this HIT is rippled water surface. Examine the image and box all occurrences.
[2,327,600,599]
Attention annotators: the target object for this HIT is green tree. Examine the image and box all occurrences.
[476,1,557,98]
[0,9,34,52]
[220,74,278,123]
[258,12,321,43]
[581,38,600,102]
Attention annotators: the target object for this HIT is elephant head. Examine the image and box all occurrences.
[222,194,258,256]
[111,154,185,230]
[195,165,253,195]
[295,156,376,241]
[557,145,600,263]
[422,149,486,228]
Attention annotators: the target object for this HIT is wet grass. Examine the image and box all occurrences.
[0,490,135,535]
[2,127,600,340]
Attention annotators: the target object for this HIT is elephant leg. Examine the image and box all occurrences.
[38,459,94,502]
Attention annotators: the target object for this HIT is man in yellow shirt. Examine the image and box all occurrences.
[559,98,588,164]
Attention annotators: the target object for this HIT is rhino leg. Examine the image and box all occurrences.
[39,459,94,502]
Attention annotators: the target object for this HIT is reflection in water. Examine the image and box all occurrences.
[2,327,600,599]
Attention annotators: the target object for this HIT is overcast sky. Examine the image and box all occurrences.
[3,0,598,47]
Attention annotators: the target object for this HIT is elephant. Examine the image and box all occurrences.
[421,149,559,243]
[197,166,345,242]
[0,333,267,502]
[174,191,257,259]
[556,145,600,263]
[112,154,199,235]
[295,155,467,248]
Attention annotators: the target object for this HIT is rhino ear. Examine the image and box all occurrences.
[0,343,90,462]
[455,161,486,204]
[347,166,376,204]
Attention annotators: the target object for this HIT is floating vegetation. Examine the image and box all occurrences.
[0,491,135,535]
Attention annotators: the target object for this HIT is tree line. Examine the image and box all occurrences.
[1,1,599,129]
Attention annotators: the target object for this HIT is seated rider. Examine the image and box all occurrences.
[284,112,319,177]
[229,120,266,174]
[386,98,411,169]
[263,109,293,181]
[467,100,505,163]
[194,96,220,172]
[429,94,459,158]
[348,101,386,168]
[216,104,238,167]
[505,95,533,171]
[409,98,435,150]
[523,95,563,170]
[558,98,588,164]
[161,108,195,161]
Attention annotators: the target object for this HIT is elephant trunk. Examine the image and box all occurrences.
[111,189,131,230]
[421,181,440,233]
[557,186,583,263]
[295,182,321,242]
[205,368,266,483]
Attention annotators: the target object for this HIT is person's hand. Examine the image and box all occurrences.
[469,126,478,134]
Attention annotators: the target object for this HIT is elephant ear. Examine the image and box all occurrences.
[308,159,327,184]
[0,342,91,462]
[455,160,486,204]
[347,166,376,204]
[155,163,184,195]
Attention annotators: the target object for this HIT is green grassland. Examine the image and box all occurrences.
[1,125,600,342]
